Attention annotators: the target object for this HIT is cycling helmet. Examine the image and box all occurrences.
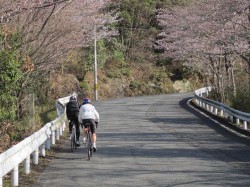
[70,96,77,101]
[83,98,91,104]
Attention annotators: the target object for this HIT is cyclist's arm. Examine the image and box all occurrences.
[94,108,99,122]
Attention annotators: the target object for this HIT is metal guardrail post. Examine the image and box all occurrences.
[32,148,39,165]
[40,143,46,157]
[63,122,66,131]
[236,118,240,125]
[56,128,60,140]
[24,156,30,174]
[46,138,51,150]
[230,115,233,123]
[210,106,213,113]
[214,108,218,115]
[243,121,248,129]
[60,126,63,136]
[51,130,55,145]
[220,110,224,117]
[11,166,18,186]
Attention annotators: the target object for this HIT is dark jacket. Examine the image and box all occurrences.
[66,100,79,119]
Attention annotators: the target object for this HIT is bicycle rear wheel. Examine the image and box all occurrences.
[87,131,92,160]
[71,129,76,152]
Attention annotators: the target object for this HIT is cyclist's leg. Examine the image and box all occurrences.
[83,128,86,139]
[89,119,97,151]
[92,133,97,152]
[74,118,80,141]
[74,124,80,146]
[82,119,90,143]
[82,126,87,143]
[69,119,73,133]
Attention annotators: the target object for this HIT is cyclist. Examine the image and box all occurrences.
[66,96,80,146]
[78,98,99,152]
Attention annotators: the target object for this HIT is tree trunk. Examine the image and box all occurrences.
[29,93,35,127]
[231,66,236,97]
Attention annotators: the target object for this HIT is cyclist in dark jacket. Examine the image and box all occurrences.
[66,96,80,146]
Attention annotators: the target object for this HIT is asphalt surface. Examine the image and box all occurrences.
[33,93,250,187]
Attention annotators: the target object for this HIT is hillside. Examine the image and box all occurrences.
[54,63,202,101]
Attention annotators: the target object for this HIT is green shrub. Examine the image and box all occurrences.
[121,67,131,76]
[80,80,90,91]
[0,29,23,122]
[107,70,120,78]
[231,87,250,113]
[129,80,141,90]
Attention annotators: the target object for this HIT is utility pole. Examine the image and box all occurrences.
[94,25,98,101]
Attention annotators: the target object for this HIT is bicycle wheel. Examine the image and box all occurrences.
[87,131,92,160]
[71,128,76,152]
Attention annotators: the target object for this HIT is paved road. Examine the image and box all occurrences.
[33,93,250,187]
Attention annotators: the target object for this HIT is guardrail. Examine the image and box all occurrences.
[194,87,250,131]
[0,93,76,187]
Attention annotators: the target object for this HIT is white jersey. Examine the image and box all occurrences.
[78,103,99,123]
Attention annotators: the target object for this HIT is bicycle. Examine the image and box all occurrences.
[84,123,93,160]
[70,121,77,152]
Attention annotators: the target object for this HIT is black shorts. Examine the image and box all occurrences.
[82,119,96,134]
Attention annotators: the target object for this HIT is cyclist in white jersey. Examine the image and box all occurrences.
[78,98,99,152]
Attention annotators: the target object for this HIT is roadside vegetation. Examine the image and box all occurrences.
[0,0,249,154]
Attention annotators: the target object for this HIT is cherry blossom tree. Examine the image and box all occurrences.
[0,0,117,70]
[155,0,250,102]
[0,0,73,23]
[0,0,117,118]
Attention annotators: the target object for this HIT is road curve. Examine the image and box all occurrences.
[33,93,250,187]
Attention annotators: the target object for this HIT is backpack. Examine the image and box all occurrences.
[66,100,79,117]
